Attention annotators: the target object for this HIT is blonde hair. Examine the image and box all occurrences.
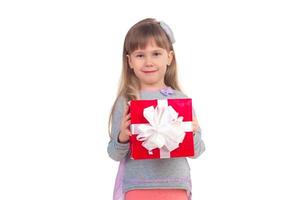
[108,18,182,135]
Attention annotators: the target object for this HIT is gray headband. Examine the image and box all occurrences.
[159,21,175,44]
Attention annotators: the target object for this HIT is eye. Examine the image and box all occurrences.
[136,54,144,58]
[153,52,161,56]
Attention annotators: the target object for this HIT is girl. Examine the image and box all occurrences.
[107,18,205,200]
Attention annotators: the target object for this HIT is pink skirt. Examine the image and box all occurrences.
[125,189,188,200]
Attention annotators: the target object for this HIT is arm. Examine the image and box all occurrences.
[107,97,130,161]
[191,109,206,159]
[192,126,206,158]
[175,91,206,158]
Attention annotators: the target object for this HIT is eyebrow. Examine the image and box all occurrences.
[133,49,163,54]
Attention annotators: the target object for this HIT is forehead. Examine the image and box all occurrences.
[132,39,165,53]
[129,35,169,51]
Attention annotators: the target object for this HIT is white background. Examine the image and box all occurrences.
[1,0,300,199]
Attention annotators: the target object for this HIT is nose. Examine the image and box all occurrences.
[145,55,154,67]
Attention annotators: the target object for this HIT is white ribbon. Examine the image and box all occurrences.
[131,100,192,158]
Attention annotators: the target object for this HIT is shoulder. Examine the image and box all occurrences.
[172,89,189,98]
[116,95,127,106]
[113,95,128,115]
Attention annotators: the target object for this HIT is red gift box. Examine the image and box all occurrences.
[129,98,194,160]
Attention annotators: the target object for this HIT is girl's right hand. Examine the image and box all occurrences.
[118,105,132,143]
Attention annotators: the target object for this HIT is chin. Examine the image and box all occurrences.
[143,79,160,85]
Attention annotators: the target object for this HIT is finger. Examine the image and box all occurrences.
[127,130,133,136]
[193,115,199,122]
[125,113,131,120]
[125,105,129,114]
[123,105,129,117]
[194,125,200,133]
[125,120,131,128]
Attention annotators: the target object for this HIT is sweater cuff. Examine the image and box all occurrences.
[114,138,130,150]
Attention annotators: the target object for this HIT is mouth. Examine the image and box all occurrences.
[142,69,158,74]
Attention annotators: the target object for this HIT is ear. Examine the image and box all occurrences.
[127,54,133,69]
[167,51,174,66]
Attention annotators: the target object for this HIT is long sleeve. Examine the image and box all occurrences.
[192,128,205,158]
[191,108,206,158]
[107,97,130,161]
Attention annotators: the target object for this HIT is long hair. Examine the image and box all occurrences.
[108,18,182,136]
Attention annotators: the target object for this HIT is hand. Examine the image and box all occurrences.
[192,115,201,135]
[118,105,132,143]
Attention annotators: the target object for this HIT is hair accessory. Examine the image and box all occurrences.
[160,87,174,96]
[159,21,176,44]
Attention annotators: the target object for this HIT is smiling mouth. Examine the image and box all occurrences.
[142,70,158,74]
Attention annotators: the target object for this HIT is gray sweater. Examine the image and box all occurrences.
[107,89,205,193]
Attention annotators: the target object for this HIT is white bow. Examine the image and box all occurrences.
[134,104,188,155]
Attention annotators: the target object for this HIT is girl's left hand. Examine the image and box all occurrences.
[192,115,200,135]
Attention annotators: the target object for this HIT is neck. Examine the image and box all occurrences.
[140,83,167,91]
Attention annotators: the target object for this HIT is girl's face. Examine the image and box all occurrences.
[127,39,173,90]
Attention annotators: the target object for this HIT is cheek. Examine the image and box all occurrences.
[161,57,169,65]
[132,59,143,67]
[162,66,168,74]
